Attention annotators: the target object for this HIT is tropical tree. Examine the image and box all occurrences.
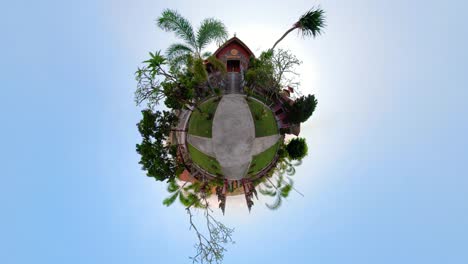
[271,7,326,50]
[258,144,304,210]
[272,49,302,89]
[135,109,182,182]
[157,9,228,65]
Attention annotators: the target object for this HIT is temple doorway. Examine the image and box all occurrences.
[227,60,240,72]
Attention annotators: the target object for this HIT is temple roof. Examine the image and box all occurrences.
[213,36,255,58]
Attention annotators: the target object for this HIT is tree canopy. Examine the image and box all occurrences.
[136,109,181,182]
[286,137,308,160]
[286,94,318,124]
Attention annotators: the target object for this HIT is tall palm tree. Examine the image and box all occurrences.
[271,7,326,51]
[157,9,228,62]
[258,158,303,210]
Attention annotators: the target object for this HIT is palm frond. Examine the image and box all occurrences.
[196,18,228,50]
[157,9,196,48]
[179,192,192,207]
[262,181,273,189]
[168,54,190,71]
[286,165,296,176]
[258,186,277,197]
[163,191,180,206]
[166,43,193,61]
[167,180,179,193]
[280,185,292,198]
[266,196,282,210]
[297,8,326,37]
[201,51,213,59]
[293,159,303,166]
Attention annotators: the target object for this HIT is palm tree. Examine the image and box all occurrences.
[271,7,326,51]
[258,156,304,210]
[157,9,228,63]
[157,9,228,95]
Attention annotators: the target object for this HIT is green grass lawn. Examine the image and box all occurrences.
[247,99,278,137]
[248,141,280,175]
[188,143,223,176]
[188,98,219,137]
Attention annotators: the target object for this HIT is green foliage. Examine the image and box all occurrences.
[192,58,208,83]
[265,194,282,210]
[135,51,167,107]
[163,191,180,206]
[167,180,180,192]
[271,7,326,50]
[206,55,227,74]
[286,137,308,160]
[136,109,179,182]
[158,9,196,46]
[258,187,276,197]
[280,184,292,198]
[196,18,228,48]
[245,50,276,93]
[157,9,228,59]
[286,94,318,123]
[143,51,167,75]
[166,43,193,61]
[297,8,326,37]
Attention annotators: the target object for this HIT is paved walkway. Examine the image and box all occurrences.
[251,135,281,155]
[213,95,255,179]
[187,94,280,180]
[187,135,215,156]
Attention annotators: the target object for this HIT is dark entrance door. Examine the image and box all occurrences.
[227,60,240,72]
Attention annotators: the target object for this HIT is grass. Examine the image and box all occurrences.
[188,98,219,137]
[251,93,273,106]
[248,141,280,175]
[247,99,278,137]
[188,143,223,176]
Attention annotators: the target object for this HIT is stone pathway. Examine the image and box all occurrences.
[187,94,280,180]
[187,135,215,156]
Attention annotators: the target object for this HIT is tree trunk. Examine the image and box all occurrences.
[271,27,297,51]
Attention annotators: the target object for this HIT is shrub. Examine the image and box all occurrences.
[286,137,308,160]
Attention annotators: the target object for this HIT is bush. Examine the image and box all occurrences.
[286,137,308,160]
[286,94,318,123]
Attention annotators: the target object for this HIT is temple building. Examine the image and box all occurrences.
[174,36,301,214]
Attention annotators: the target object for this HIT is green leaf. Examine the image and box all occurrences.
[266,196,282,210]
[157,9,196,48]
[167,180,179,193]
[259,187,276,197]
[280,185,292,198]
[197,18,228,49]
[163,191,180,206]
[179,192,192,207]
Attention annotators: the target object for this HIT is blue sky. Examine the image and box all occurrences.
[1,0,467,263]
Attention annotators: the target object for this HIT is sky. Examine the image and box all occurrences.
[1,0,468,263]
